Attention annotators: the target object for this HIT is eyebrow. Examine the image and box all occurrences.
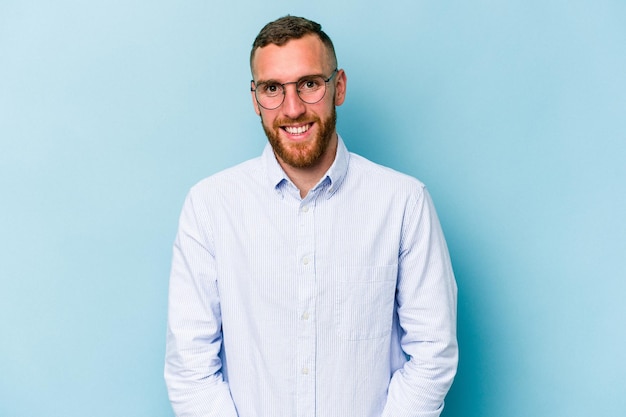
[254,72,328,85]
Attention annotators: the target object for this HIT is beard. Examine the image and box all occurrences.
[262,106,337,169]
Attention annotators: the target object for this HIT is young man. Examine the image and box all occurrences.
[165,15,458,417]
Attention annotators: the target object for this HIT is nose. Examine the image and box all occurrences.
[281,83,307,119]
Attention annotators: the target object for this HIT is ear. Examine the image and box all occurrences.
[334,69,347,106]
[251,81,261,116]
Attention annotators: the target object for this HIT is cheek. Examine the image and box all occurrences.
[313,102,333,120]
[259,112,276,130]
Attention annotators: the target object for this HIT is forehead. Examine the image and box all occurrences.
[252,34,331,81]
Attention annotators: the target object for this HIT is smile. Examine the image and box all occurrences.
[283,123,312,135]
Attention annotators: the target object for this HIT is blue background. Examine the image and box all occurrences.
[1,1,625,416]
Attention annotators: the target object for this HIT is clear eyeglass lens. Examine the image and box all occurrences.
[256,75,327,109]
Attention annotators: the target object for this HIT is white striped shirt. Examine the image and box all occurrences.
[165,136,458,417]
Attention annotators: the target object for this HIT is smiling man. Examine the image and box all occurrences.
[252,25,345,195]
[165,16,458,417]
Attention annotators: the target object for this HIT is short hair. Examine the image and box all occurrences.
[250,15,337,72]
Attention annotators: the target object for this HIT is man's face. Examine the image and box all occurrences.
[251,34,346,170]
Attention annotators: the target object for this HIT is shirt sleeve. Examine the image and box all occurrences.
[164,190,239,417]
[382,187,459,417]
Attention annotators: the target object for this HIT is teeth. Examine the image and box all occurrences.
[285,124,310,134]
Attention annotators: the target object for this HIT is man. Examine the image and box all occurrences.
[165,15,458,417]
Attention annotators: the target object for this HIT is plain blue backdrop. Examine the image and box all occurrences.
[1,1,625,416]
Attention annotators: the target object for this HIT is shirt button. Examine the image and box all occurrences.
[301,205,309,213]
[303,257,309,265]
[302,367,309,375]
[301,312,310,320]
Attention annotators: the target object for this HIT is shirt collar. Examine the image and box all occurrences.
[263,134,350,199]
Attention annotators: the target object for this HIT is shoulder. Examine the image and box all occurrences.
[347,152,426,197]
[189,156,264,197]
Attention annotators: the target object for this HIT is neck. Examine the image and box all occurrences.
[277,134,338,198]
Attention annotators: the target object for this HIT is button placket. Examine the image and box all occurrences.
[296,197,316,417]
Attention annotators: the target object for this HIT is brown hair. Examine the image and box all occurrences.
[250,15,337,72]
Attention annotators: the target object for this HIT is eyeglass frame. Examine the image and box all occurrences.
[250,68,339,110]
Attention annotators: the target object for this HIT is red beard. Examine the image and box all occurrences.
[262,107,337,169]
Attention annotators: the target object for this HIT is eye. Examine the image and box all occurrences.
[261,82,281,96]
[298,77,323,92]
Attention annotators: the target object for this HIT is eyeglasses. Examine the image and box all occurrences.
[251,69,338,110]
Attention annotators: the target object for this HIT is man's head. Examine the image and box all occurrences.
[250,16,337,75]
[250,16,346,171]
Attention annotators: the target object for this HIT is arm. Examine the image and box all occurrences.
[164,191,238,417]
[382,188,458,417]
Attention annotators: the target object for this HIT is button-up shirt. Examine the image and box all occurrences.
[165,136,458,417]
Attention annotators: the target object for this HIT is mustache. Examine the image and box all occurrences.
[274,115,318,126]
